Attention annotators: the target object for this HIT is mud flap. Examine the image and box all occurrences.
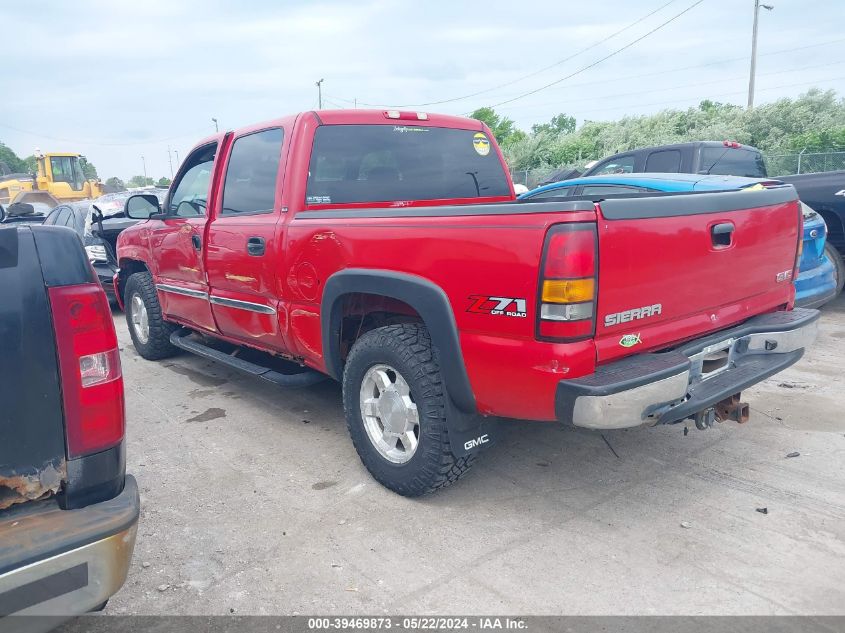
[444,397,500,459]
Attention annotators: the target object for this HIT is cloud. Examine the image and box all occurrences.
[0,0,840,179]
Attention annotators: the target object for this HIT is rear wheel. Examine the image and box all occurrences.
[124,271,179,360]
[825,243,845,299]
[342,323,476,496]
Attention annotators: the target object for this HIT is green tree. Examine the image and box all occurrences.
[531,113,576,136]
[79,156,98,180]
[469,107,526,147]
[127,175,154,187]
[501,88,845,177]
[156,176,172,187]
[23,155,37,173]
[0,142,27,174]
[105,177,126,191]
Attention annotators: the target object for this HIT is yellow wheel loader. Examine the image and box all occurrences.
[0,151,104,208]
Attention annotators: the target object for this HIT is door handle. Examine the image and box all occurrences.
[191,234,202,251]
[711,222,734,247]
[247,236,266,256]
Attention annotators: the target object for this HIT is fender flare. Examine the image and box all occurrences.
[321,268,476,414]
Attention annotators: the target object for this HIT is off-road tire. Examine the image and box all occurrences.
[124,271,179,360]
[825,242,845,299]
[342,324,476,496]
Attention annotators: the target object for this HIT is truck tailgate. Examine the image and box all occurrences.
[593,186,800,363]
[0,227,67,510]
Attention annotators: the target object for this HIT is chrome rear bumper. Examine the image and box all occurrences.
[555,308,819,430]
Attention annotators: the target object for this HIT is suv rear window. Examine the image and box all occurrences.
[699,147,766,178]
[306,125,511,205]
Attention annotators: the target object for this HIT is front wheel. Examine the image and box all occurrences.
[124,271,179,360]
[342,324,476,496]
[825,242,845,299]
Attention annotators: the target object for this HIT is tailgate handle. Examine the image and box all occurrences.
[247,236,266,256]
[191,234,202,251]
[711,222,734,247]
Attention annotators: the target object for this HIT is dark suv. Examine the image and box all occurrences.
[582,141,768,179]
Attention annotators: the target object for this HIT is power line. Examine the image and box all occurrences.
[481,0,706,110]
[501,58,845,114]
[327,0,680,108]
[560,74,845,117]
[483,37,845,108]
[325,34,845,114]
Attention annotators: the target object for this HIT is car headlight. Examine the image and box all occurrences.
[85,245,108,263]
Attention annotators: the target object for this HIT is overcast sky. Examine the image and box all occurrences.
[1,0,841,180]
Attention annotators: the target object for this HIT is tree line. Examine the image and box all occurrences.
[471,88,845,173]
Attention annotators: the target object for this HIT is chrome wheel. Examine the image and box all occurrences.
[359,364,420,464]
[129,292,150,345]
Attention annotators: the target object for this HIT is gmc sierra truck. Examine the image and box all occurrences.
[0,224,138,621]
[115,110,818,496]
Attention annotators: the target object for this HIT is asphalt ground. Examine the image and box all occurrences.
[104,297,845,615]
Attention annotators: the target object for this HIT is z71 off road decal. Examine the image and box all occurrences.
[467,295,528,318]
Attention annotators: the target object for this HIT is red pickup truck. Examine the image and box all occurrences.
[115,109,818,496]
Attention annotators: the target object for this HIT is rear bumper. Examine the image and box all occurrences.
[795,256,837,308]
[0,475,139,618]
[555,308,819,430]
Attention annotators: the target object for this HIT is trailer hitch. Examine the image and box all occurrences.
[692,393,749,430]
[715,393,749,424]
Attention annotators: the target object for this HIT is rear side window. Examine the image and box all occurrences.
[645,150,681,173]
[580,185,645,196]
[699,147,767,178]
[591,155,635,176]
[222,128,284,216]
[306,125,511,205]
[525,186,572,200]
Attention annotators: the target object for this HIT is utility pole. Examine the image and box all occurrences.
[315,78,324,109]
[747,0,774,108]
[175,149,180,166]
[212,117,219,132]
[167,146,174,178]
[141,155,147,181]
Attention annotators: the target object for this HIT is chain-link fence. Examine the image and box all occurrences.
[764,151,845,177]
[510,151,845,189]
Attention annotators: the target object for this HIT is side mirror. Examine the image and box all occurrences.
[125,194,163,220]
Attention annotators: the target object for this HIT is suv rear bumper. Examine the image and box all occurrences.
[555,308,819,430]
[0,475,139,618]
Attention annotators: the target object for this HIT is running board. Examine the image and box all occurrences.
[169,331,326,388]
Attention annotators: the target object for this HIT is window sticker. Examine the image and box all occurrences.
[473,132,490,156]
[307,195,332,204]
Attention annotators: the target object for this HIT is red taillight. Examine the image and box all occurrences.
[537,223,597,341]
[49,284,124,458]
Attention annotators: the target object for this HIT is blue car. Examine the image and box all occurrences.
[520,173,838,309]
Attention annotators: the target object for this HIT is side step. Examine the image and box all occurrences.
[169,331,326,388]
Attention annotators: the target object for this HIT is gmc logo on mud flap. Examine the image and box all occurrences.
[467,296,528,318]
[464,434,490,451]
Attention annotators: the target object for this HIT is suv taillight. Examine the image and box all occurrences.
[49,284,124,458]
[536,223,597,341]
[793,207,804,283]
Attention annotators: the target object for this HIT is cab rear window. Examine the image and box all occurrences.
[700,147,767,178]
[306,125,511,205]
